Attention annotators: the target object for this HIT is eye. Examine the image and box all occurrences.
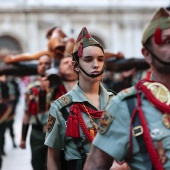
[163,38,170,44]
[98,57,104,62]
[84,58,92,62]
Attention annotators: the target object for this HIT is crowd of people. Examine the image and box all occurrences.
[0,6,170,170]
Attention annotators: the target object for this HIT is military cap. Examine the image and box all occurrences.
[142,7,170,45]
[73,27,103,57]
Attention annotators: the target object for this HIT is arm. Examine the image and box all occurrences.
[83,145,113,170]
[47,147,61,170]
[19,112,30,149]
[4,50,51,64]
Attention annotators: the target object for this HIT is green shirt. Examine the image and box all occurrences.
[93,86,170,170]
[44,82,113,161]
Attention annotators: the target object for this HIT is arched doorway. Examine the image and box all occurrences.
[0,35,22,60]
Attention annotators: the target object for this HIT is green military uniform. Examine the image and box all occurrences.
[0,78,15,156]
[6,77,20,148]
[24,79,51,170]
[93,84,170,169]
[92,7,170,170]
[45,82,113,168]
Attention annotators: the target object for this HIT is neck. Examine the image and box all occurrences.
[152,71,170,89]
[62,74,77,82]
[79,80,100,95]
[63,80,77,91]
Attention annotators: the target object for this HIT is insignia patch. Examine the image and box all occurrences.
[98,111,114,134]
[47,114,56,132]
[58,95,72,107]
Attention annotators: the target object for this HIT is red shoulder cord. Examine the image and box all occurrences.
[55,84,67,100]
[66,103,103,143]
[129,79,165,170]
[27,87,39,115]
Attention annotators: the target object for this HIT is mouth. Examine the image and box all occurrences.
[91,71,100,74]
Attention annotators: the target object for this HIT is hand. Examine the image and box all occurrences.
[19,140,26,149]
[4,55,15,64]
[110,160,129,170]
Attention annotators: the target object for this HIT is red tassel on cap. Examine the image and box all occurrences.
[78,43,83,57]
[154,27,162,45]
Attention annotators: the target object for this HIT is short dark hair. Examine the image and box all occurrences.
[144,37,153,50]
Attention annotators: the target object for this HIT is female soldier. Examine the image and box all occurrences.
[44,27,114,170]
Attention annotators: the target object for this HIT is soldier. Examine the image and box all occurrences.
[0,102,13,169]
[6,76,20,148]
[47,38,78,101]
[0,75,15,155]
[0,75,13,169]
[83,7,170,170]
[44,27,114,170]
[19,55,51,170]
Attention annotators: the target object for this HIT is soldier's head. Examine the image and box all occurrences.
[72,27,105,82]
[37,55,51,77]
[141,7,170,74]
[58,38,77,81]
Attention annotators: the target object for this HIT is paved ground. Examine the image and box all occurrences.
[1,85,32,170]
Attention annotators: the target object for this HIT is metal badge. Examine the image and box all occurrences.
[144,82,170,105]
[150,128,163,139]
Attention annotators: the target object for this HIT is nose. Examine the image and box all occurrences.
[93,59,99,68]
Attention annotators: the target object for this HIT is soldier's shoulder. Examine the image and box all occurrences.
[116,86,136,101]
[52,93,72,109]
[27,81,40,90]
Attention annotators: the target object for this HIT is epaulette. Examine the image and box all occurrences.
[27,81,41,90]
[107,89,117,96]
[57,94,72,108]
[118,86,137,101]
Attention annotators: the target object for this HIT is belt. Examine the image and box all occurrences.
[67,158,86,170]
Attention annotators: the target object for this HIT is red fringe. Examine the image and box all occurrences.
[154,27,162,45]
[72,116,80,137]
[66,103,103,142]
[28,100,37,115]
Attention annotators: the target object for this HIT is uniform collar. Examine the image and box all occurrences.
[69,82,113,110]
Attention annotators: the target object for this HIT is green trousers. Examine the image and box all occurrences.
[30,128,47,170]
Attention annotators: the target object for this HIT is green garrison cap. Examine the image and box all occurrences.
[142,7,170,44]
[73,27,103,57]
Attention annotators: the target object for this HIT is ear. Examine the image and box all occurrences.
[72,61,80,72]
[141,47,152,64]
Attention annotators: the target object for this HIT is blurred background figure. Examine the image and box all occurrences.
[5,76,20,149]
[19,55,51,170]
[0,75,16,156]
[0,75,14,168]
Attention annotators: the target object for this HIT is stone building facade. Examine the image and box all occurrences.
[0,0,169,58]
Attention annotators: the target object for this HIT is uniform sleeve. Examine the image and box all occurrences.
[93,97,131,161]
[44,101,66,150]
[24,88,30,113]
[8,82,15,96]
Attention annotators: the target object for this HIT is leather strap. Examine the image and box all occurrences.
[126,96,154,170]
[60,107,87,158]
